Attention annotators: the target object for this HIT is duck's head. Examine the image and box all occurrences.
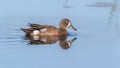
[59,18,77,31]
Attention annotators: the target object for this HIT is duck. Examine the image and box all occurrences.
[21,18,77,37]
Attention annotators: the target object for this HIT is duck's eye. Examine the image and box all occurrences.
[63,22,68,26]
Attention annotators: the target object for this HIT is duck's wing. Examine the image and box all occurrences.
[28,23,41,27]
[28,23,49,29]
[28,23,51,30]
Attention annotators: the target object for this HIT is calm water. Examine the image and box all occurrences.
[0,0,120,68]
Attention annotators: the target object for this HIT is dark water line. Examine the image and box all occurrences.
[0,36,29,43]
[4,37,22,40]
[0,40,22,43]
[86,5,112,7]
[108,13,114,26]
[0,45,19,49]
[108,0,119,38]
[63,6,73,8]
[108,0,117,25]
[0,36,28,44]
[5,28,21,30]
[62,0,73,8]
[0,35,24,40]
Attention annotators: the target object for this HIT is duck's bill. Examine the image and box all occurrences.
[69,37,77,43]
[71,25,77,31]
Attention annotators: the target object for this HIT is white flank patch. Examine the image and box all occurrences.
[33,30,39,36]
[40,28,47,32]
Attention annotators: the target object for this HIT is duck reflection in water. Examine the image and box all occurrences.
[26,35,77,50]
[21,18,77,50]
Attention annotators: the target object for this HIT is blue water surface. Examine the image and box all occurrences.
[0,0,120,68]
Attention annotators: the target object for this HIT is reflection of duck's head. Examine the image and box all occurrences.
[59,41,71,50]
[59,37,77,50]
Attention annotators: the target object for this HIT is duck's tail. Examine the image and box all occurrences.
[21,28,32,34]
[21,28,32,37]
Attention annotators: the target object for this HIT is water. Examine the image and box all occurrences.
[0,0,120,68]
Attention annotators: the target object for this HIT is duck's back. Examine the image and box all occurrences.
[39,26,59,36]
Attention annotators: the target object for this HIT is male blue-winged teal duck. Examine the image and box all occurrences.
[21,18,77,37]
